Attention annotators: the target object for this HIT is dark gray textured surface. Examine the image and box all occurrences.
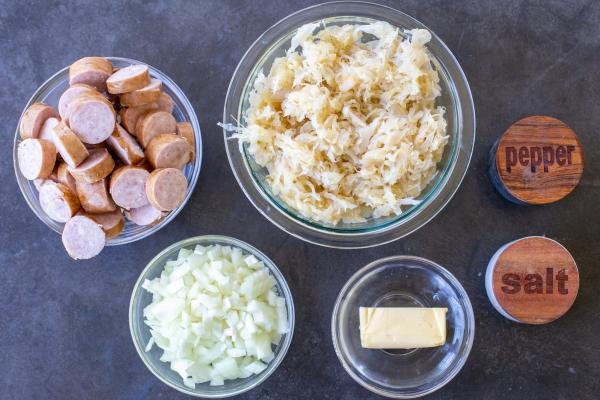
[1,0,599,399]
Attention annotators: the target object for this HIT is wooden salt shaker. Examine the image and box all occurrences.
[485,236,579,324]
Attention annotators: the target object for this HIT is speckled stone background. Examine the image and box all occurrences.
[1,0,599,399]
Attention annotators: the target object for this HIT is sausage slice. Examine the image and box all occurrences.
[58,83,98,120]
[146,168,188,211]
[125,203,164,226]
[62,215,106,259]
[119,78,162,107]
[19,103,59,139]
[17,138,57,180]
[106,65,150,94]
[68,95,116,144]
[177,122,196,163]
[64,93,110,123]
[33,164,59,190]
[135,110,177,147]
[119,102,159,133]
[105,124,144,165]
[75,178,116,213]
[39,181,80,223]
[38,117,61,143]
[109,166,150,209]
[69,57,113,91]
[33,178,48,191]
[68,148,115,183]
[56,162,77,193]
[51,121,89,167]
[157,92,174,113]
[86,210,125,238]
[146,134,190,169]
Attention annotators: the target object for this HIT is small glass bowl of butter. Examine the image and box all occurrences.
[331,256,475,398]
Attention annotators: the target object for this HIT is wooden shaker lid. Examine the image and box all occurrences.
[485,236,579,324]
[490,115,584,205]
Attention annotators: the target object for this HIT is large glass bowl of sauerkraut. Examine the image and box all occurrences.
[223,1,475,248]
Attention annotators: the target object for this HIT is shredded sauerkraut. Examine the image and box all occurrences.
[236,21,448,224]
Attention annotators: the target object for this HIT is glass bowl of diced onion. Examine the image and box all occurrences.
[129,235,295,397]
[223,1,475,248]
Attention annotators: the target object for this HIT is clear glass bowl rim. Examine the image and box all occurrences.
[128,235,296,398]
[223,1,476,249]
[331,255,476,398]
[12,56,203,246]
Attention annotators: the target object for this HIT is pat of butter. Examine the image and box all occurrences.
[359,307,448,349]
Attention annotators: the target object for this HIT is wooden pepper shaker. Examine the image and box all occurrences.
[488,115,584,205]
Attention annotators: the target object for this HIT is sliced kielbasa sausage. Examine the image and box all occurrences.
[146,134,190,169]
[145,168,188,211]
[177,122,196,163]
[68,148,115,183]
[58,83,98,120]
[69,57,113,91]
[105,124,144,165]
[75,178,117,213]
[157,92,174,113]
[39,181,80,223]
[68,95,116,144]
[38,117,60,143]
[125,203,164,226]
[85,210,125,238]
[120,79,162,107]
[19,103,59,139]
[135,110,177,148]
[18,138,57,180]
[51,121,89,168]
[119,102,159,133]
[61,215,106,259]
[56,162,77,193]
[106,65,150,94]
[109,166,150,210]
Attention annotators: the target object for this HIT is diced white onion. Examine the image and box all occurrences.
[142,244,289,387]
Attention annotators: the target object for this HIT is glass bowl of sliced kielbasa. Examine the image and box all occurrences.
[13,57,202,260]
